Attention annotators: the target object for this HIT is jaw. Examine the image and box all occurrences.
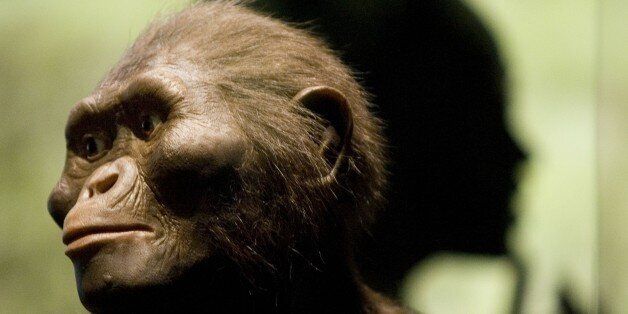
[72,234,212,312]
[70,223,369,313]
[76,252,256,313]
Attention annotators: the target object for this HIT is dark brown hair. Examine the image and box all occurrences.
[100,0,387,270]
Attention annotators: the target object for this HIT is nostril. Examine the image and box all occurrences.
[90,172,119,197]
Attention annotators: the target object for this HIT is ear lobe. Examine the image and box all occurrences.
[293,86,354,184]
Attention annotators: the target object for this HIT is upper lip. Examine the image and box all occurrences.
[62,223,153,245]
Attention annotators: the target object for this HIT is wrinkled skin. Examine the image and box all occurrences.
[48,67,250,310]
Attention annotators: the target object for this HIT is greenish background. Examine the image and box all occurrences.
[598,0,628,313]
[0,1,187,312]
[0,0,622,313]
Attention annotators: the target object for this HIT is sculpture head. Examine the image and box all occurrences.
[47,2,387,312]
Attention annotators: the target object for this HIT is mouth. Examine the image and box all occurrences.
[63,224,153,257]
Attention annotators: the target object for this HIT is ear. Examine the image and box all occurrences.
[293,86,354,184]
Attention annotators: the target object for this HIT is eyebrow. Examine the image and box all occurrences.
[65,72,186,141]
[118,72,186,108]
[64,95,114,142]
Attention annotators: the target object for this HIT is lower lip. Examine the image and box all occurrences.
[65,231,151,258]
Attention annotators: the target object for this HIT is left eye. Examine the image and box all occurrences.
[139,113,161,138]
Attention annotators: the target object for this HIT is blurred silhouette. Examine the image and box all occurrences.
[252,0,524,296]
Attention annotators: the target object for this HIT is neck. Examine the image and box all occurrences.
[276,247,367,313]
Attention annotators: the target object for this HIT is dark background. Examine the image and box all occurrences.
[251,0,524,296]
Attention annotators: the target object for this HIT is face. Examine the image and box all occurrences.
[47,66,248,309]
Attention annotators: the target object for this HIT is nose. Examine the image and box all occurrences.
[47,157,138,228]
[77,157,138,203]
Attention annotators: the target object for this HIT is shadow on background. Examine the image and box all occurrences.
[252,0,524,299]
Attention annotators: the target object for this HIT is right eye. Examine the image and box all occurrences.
[81,134,108,160]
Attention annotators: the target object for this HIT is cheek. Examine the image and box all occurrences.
[148,123,231,178]
[143,122,246,216]
[147,115,247,176]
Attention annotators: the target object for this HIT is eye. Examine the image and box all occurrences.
[82,134,107,160]
[139,113,161,138]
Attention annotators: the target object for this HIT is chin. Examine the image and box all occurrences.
[73,237,184,311]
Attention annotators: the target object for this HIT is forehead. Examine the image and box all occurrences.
[68,41,223,118]
[67,68,185,122]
